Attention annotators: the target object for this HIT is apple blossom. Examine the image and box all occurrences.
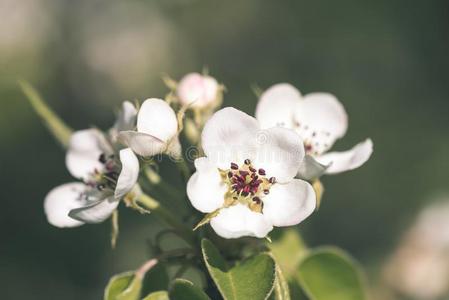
[177,72,220,108]
[187,107,316,239]
[255,83,373,180]
[118,98,181,158]
[44,128,139,227]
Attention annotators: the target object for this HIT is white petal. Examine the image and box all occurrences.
[297,155,330,180]
[44,182,87,228]
[294,93,348,154]
[187,157,227,213]
[114,101,137,132]
[201,107,259,169]
[137,98,178,142]
[65,129,107,179]
[118,131,167,157]
[318,139,373,174]
[263,179,316,227]
[252,127,305,183]
[256,83,301,129]
[69,196,119,224]
[210,204,273,239]
[114,148,139,200]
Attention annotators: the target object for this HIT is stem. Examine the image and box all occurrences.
[144,167,185,201]
[176,159,191,182]
[137,193,195,246]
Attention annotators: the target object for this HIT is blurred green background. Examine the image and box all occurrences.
[1,0,448,299]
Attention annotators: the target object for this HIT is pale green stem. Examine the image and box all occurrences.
[136,193,195,246]
[144,167,185,201]
[176,159,191,182]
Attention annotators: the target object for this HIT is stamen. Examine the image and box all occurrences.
[99,153,107,164]
[230,162,238,170]
[258,168,266,176]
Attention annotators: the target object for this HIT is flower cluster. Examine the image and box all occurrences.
[40,73,373,240]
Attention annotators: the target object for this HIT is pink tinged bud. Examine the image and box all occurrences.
[177,72,219,107]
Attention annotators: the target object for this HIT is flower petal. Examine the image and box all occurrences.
[177,73,219,107]
[118,131,167,157]
[297,154,330,180]
[294,93,348,155]
[318,138,373,174]
[44,182,87,228]
[263,179,316,227]
[68,196,119,224]
[256,83,301,129]
[137,98,178,142]
[201,107,259,169]
[114,101,137,132]
[187,157,227,213]
[252,127,305,183]
[210,204,273,238]
[114,148,139,200]
[65,129,109,180]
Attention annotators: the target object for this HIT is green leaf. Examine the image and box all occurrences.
[104,272,142,300]
[142,291,169,300]
[297,247,366,300]
[201,239,276,300]
[268,229,308,279]
[169,279,210,300]
[269,263,291,300]
[19,80,72,147]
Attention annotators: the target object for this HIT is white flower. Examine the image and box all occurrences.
[383,201,449,299]
[109,100,138,142]
[187,107,316,239]
[177,73,220,108]
[118,98,181,158]
[255,83,373,179]
[44,128,139,227]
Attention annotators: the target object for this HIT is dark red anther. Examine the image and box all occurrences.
[227,171,233,178]
[263,189,269,195]
[253,196,261,204]
[258,168,266,176]
[269,177,276,184]
[230,162,238,170]
[244,159,251,165]
[99,153,107,164]
[249,166,256,173]
[239,170,249,177]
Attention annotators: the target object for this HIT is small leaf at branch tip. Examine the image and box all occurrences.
[193,209,220,231]
[19,80,73,148]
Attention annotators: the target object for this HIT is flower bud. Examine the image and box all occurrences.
[177,73,219,108]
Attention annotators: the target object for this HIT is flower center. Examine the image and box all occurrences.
[85,153,120,192]
[222,159,275,213]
